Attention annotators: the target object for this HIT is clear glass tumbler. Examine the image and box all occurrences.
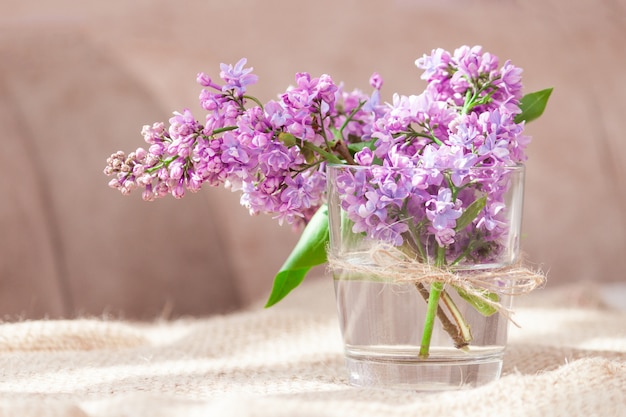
[326,164,526,390]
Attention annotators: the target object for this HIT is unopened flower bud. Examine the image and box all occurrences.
[369,72,383,90]
[169,164,183,180]
[196,72,212,87]
[155,182,169,198]
[132,164,145,176]
[144,154,159,166]
[135,147,147,160]
[149,143,165,156]
[137,173,152,186]
[172,180,185,199]
[142,186,155,202]
[158,168,169,181]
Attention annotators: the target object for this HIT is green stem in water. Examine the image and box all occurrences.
[415,283,469,349]
[419,281,444,358]
[419,245,447,358]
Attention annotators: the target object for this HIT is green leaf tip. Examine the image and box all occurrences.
[264,205,330,308]
[264,269,309,308]
[515,87,553,124]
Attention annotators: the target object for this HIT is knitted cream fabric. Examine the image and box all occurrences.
[0,280,625,417]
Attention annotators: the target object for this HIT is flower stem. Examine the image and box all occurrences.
[419,281,444,358]
[210,126,238,135]
[242,94,264,110]
[332,139,356,165]
[441,291,472,345]
[302,142,343,164]
[419,244,447,358]
[414,284,469,349]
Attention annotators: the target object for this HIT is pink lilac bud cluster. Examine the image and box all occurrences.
[104,58,378,228]
[333,45,528,262]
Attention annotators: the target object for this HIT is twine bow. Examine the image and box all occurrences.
[327,244,546,323]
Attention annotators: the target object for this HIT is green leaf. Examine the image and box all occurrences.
[514,87,553,124]
[455,286,498,316]
[264,205,329,307]
[455,196,487,232]
[347,140,376,154]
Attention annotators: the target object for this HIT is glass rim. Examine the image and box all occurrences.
[326,163,525,173]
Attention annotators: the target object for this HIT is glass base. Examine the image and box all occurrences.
[344,353,503,391]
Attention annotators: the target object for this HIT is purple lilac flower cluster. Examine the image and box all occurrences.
[332,45,529,262]
[104,58,378,228]
[105,46,530,263]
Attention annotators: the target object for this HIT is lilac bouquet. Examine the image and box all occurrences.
[105,46,550,354]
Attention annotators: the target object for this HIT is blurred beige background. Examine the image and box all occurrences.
[1,0,624,319]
